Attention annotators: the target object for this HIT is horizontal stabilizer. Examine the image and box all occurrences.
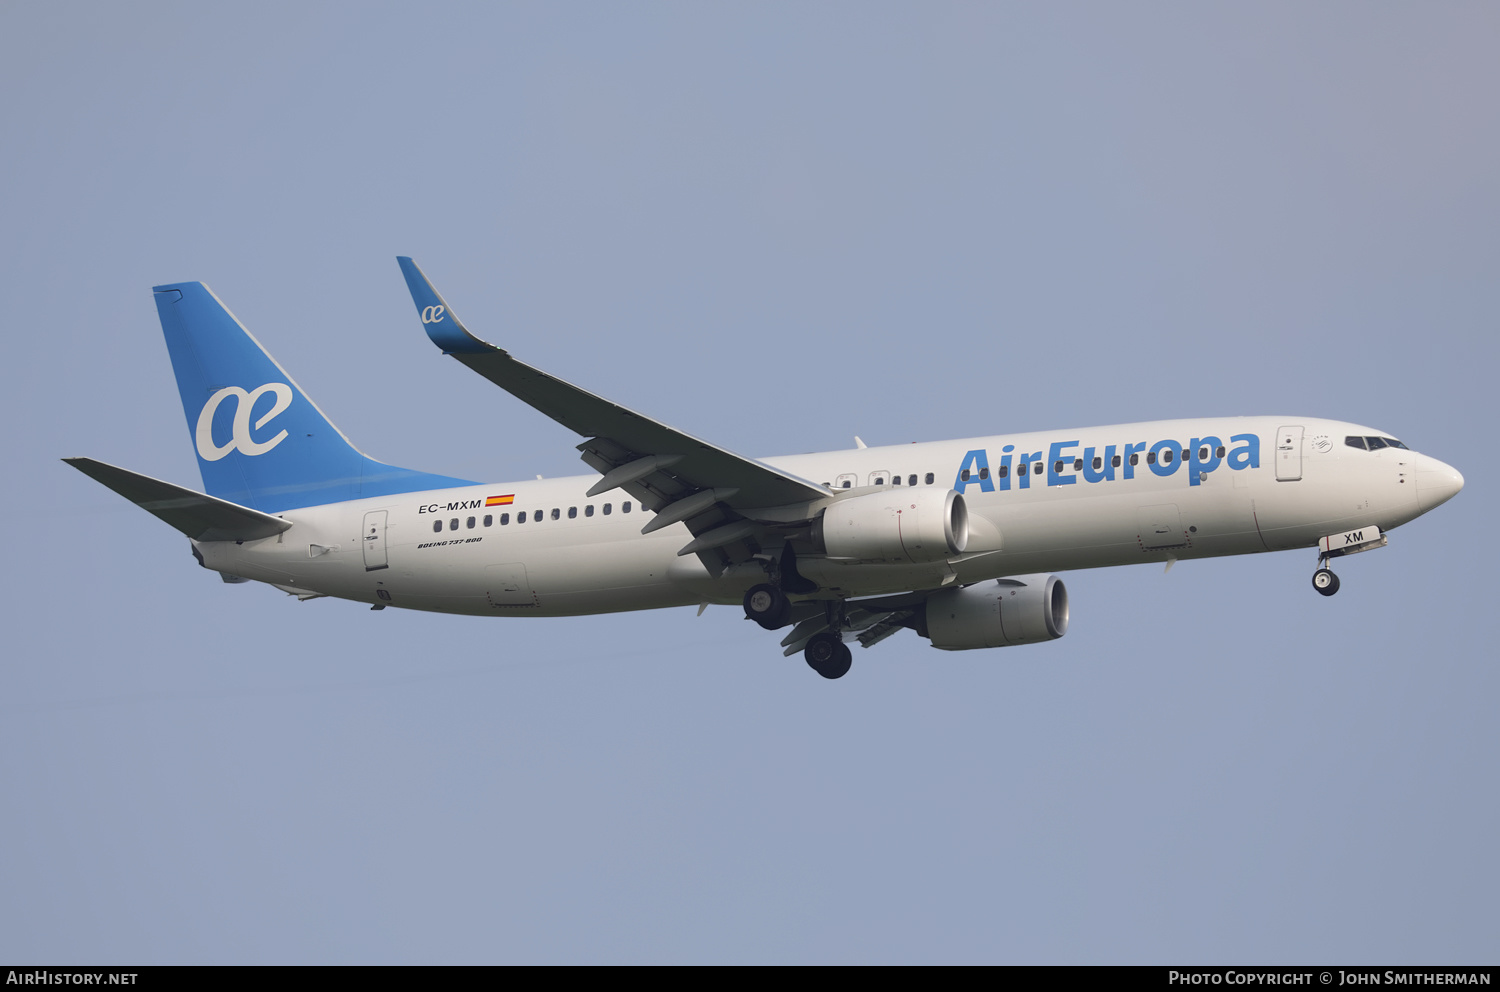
[63,457,293,542]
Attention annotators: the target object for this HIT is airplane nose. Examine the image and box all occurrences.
[1415,456,1464,512]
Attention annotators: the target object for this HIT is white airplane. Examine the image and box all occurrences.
[66,258,1465,678]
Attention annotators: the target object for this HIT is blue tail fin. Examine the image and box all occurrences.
[153,282,473,512]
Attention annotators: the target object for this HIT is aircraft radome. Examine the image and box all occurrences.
[65,259,1466,679]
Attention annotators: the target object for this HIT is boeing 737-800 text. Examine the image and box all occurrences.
[65,259,1465,678]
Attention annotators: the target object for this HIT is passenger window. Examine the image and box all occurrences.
[961,469,971,481]
[1053,460,1063,473]
[1346,436,1367,450]
[623,502,632,513]
[568,507,577,519]
[466,516,475,529]
[998,465,1008,478]
[1147,452,1157,465]
[1074,459,1083,471]
[483,515,492,527]
[1018,463,1028,476]
[978,467,989,480]
[1365,436,1387,451]
[585,505,594,517]
[449,518,459,530]
[603,503,612,515]
[892,475,902,486]
[925,473,934,485]
[1216,446,1225,458]
[1113,455,1122,468]
[501,513,509,525]
[1092,456,1102,470]
[552,508,561,520]
[1034,462,1043,475]
[873,477,885,486]
[909,475,917,487]
[432,520,442,533]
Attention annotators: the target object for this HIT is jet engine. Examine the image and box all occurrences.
[924,574,1068,650]
[816,487,968,564]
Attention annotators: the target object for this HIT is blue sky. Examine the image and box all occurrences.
[2,2,1495,963]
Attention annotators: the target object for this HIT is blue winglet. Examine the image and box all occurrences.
[396,257,500,356]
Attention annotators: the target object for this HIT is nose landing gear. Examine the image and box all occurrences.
[1312,566,1340,596]
[1310,525,1389,598]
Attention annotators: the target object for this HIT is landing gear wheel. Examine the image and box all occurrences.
[743,583,791,630]
[1312,568,1340,596]
[804,633,853,679]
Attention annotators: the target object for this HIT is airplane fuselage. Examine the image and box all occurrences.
[194,416,1456,618]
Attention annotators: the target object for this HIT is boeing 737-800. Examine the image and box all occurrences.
[65,258,1465,678]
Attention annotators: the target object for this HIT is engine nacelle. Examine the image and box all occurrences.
[925,574,1068,651]
[818,488,968,564]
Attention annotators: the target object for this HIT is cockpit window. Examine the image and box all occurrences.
[1347,435,1409,452]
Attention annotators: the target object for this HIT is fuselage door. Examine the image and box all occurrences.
[486,563,538,608]
[1138,503,1186,550]
[362,510,389,571]
[1275,425,1304,481]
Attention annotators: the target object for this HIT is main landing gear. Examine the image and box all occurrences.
[743,549,853,678]
[743,583,854,679]
[803,632,853,680]
[743,583,792,630]
[802,599,853,680]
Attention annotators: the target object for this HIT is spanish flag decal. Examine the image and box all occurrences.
[485,494,515,507]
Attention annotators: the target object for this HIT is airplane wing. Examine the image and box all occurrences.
[397,257,832,573]
[64,457,293,542]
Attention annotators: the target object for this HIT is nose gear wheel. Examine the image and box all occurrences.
[1312,567,1340,596]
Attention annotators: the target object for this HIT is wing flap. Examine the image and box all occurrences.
[64,457,293,542]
